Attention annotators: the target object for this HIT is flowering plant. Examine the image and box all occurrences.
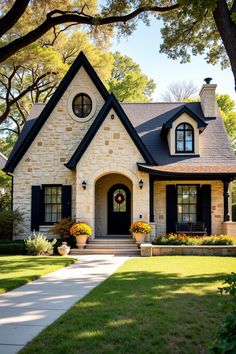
[70,222,92,237]
[129,221,152,234]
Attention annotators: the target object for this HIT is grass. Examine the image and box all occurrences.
[0,255,76,294]
[21,256,236,354]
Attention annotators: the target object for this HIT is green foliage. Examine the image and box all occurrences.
[232,203,236,221]
[25,232,57,255]
[0,240,26,255]
[153,234,234,246]
[0,170,11,211]
[107,51,156,102]
[209,273,236,354]
[50,218,75,240]
[201,236,233,246]
[0,209,23,240]
[159,0,229,69]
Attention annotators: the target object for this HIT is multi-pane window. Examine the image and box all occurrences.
[176,123,194,153]
[113,188,126,212]
[44,186,62,223]
[177,185,197,223]
[72,93,92,118]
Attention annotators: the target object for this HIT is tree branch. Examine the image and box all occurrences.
[0,0,30,37]
[0,4,179,63]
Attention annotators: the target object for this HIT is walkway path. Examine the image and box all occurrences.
[0,255,130,354]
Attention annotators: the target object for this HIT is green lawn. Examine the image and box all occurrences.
[21,256,236,354]
[0,256,76,294]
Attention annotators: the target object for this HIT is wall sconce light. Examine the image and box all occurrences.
[139,179,144,189]
[82,181,87,190]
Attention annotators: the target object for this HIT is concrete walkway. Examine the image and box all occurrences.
[0,255,130,354]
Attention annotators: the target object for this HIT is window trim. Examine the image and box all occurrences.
[177,184,197,223]
[72,93,92,118]
[175,123,194,153]
[67,88,97,123]
[42,184,62,225]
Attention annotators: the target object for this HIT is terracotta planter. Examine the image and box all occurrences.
[133,232,147,245]
[75,235,89,249]
[57,246,70,256]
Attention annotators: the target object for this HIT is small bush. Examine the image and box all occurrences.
[0,209,23,240]
[153,234,234,246]
[232,203,236,221]
[25,232,56,256]
[201,235,233,246]
[209,273,236,353]
[0,240,26,255]
[153,234,199,245]
[50,218,75,240]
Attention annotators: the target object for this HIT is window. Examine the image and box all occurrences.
[177,185,197,223]
[43,186,62,223]
[72,93,92,118]
[113,188,127,212]
[176,123,194,153]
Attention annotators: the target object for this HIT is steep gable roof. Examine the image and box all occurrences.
[3,51,109,173]
[65,94,156,169]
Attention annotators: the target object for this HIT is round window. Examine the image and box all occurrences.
[72,93,92,118]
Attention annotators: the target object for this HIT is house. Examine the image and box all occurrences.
[3,52,236,239]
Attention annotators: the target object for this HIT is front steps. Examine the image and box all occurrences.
[70,238,140,255]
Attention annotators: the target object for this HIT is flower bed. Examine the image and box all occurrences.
[153,234,234,246]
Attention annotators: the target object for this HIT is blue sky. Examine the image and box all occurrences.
[111,17,236,103]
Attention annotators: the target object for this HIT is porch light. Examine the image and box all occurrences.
[139,179,144,189]
[82,181,87,190]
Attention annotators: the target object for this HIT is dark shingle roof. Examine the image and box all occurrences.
[121,102,236,168]
[4,100,236,175]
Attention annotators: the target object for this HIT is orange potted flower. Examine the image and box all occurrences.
[129,221,152,245]
[70,222,92,249]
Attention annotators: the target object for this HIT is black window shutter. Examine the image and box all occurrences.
[200,185,211,235]
[166,185,177,234]
[31,186,42,231]
[62,185,72,219]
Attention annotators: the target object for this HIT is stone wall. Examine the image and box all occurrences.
[75,108,149,238]
[13,66,105,238]
[154,180,224,236]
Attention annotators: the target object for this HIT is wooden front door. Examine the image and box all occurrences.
[108,184,131,235]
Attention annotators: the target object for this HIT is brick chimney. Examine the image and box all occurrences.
[199,78,217,118]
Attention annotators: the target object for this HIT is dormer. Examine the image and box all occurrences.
[161,106,207,156]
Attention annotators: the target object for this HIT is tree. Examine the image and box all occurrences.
[107,51,156,102]
[0,1,236,92]
[161,80,198,102]
[216,94,236,151]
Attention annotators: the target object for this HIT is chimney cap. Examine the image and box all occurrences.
[204,77,213,84]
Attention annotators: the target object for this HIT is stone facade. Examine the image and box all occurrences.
[75,107,149,238]
[13,66,105,238]
[154,180,224,236]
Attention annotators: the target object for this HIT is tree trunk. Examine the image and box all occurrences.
[213,0,236,92]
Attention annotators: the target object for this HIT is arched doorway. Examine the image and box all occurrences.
[107,184,131,235]
[95,173,132,237]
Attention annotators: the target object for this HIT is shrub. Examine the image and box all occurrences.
[70,222,92,237]
[50,218,75,240]
[25,232,56,255]
[232,203,236,221]
[129,221,152,234]
[201,235,233,246]
[0,209,23,240]
[209,273,236,353]
[153,234,199,245]
[0,240,26,255]
[153,234,234,246]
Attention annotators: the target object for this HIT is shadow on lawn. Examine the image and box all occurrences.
[21,270,229,354]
